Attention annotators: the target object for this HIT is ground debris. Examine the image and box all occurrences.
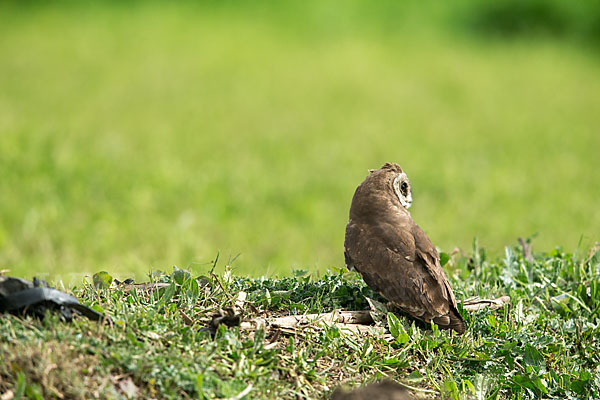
[462,296,511,312]
[238,294,510,338]
[209,307,242,337]
[241,310,384,335]
[117,282,171,292]
[0,276,104,322]
[1,390,14,400]
[331,381,416,400]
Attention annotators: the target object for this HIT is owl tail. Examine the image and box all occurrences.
[433,308,466,334]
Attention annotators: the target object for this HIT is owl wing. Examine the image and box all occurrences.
[345,219,465,334]
[410,224,465,332]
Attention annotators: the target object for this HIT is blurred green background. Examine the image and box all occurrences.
[1,0,599,282]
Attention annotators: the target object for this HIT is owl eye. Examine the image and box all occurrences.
[400,181,408,195]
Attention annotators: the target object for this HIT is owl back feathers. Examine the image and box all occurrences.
[345,163,466,334]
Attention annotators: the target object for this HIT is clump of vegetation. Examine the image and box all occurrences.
[2,1,600,280]
[464,0,570,38]
[460,0,600,43]
[1,242,599,399]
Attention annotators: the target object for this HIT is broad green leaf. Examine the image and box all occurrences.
[439,252,450,266]
[93,271,113,289]
[407,370,424,382]
[513,374,548,395]
[442,377,459,400]
[160,282,177,304]
[15,372,26,398]
[387,312,410,344]
[25,383,44,400]
[171,266,191,285]
[91,304,105,314]
[571,370,592,394]
[387,312,400,338]
[523,344,544,369]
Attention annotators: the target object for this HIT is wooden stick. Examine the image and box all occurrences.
[240,310,374,331]
[119,282,171,292]
[268,310,373,326]
[240,295,510,334]
[462,296,510,312]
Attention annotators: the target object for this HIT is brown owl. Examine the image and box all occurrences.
[344,163,465,334]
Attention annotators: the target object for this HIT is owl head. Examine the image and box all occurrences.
[369,162,412,209]
[350,162,412,218]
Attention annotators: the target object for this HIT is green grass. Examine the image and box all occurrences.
[1,242,600,399]
[1,2,599,398]
[1,1,600,280]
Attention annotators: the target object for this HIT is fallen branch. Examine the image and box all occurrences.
[332,323,385,335]
[264,310,373,326]
[462,296,511,312]
[240,310,382,335]
[119,282,171,292]
[240,296,510,335]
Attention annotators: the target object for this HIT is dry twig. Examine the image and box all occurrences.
[462,296,511,312]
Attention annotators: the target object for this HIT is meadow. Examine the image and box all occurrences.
[0,1,599,281]
[1,245,599,399]
[1,2,600,398]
